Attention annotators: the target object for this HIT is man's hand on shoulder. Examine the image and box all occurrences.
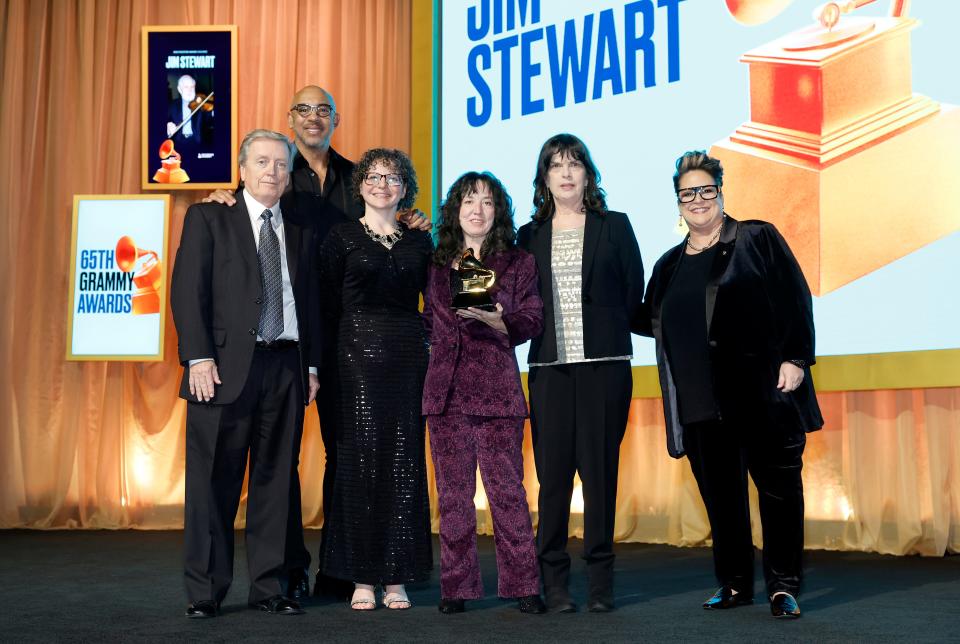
[398,208,432,232]
[202,189,237,206]
[189,360,222,402]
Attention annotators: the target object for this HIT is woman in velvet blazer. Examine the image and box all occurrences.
[638,151,823,620]
[421,246,542,417]
[422,171,545,615]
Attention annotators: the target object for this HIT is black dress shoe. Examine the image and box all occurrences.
[547,590,577,613]
[517,595,547,614]
[286,568,311,600]
[703,586,754,610]
[185,600,218,619]
[770,592,801,619]
[250,595,305,615]
[587,598,615,613]
[438,598,466,614]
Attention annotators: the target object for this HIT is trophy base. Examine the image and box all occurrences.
[153,167,190,184]
[711,103,960,295]
[452,292,496,311]
[131,287,160,315]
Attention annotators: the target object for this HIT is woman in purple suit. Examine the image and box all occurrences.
[423,171,546,615]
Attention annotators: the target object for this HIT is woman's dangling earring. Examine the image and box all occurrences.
[674,214,689,236]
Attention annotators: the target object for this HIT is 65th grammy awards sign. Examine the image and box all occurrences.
[66,195,170,361]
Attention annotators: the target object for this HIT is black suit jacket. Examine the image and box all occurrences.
[170,196,319,406]
[637,216,824,458]
[517,209,644,364]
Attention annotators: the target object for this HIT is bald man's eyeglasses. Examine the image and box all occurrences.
[291,103,333,118]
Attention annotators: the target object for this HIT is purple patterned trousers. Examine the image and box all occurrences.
[428,414,540,599]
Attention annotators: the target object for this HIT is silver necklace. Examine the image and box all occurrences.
[361,219,403,249]
[686,217,724,253]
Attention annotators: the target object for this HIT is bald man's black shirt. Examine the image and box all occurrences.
[284,147,364,240]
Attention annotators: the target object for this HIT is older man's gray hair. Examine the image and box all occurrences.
[238,129,295,167]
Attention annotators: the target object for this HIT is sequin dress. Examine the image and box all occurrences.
[318,220,433,584]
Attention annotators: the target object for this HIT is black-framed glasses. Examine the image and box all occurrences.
[290,103,334,117]
[677,185,719,203]
[364,172,404,187]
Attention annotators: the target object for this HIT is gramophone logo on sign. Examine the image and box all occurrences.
[67,196,170,361]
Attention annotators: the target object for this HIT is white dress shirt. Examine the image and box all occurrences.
[242,189,300,343]
[181,99,193,138]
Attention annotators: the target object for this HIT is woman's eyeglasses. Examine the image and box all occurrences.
[364,173,404,187]
[677,185,719,203]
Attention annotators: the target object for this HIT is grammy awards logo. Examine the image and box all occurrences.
[74,236,163,315]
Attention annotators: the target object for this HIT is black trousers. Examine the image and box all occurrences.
[682,419,806,598]
[312,365,342,586]
[283,360,347,594]
[282,364,333,555]
[528,360,632,601]
[183,345,303,605]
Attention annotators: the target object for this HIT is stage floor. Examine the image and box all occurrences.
[1,530,957,642]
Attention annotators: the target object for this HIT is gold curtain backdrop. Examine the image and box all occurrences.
[1,0,959,557]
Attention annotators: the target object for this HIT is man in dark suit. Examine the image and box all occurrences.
[171,128,320,618]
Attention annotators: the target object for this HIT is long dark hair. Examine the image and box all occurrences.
[532,133,607,222]
[433,171,516,267]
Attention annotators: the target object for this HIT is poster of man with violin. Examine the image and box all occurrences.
[141,26,238,190]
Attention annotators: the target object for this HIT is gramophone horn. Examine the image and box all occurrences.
[459,249,485,271]
[725,0,795,25]
[158,139,177,160]
[116,235,152,273]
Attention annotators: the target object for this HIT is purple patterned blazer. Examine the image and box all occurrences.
[422,247,543,417]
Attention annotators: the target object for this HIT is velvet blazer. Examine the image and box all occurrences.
[637,216,824,458]
[421,247,543,417]
[516,209,644,364]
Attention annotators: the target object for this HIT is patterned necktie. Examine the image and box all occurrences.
[257,210,284,342]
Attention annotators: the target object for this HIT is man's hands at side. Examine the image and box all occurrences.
[189,360,221,402]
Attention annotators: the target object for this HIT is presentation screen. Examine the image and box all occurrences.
[439,0,960,372]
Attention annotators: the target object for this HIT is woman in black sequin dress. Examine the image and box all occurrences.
[318,148,433,610]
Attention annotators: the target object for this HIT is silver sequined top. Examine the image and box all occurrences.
[529,226,631,366]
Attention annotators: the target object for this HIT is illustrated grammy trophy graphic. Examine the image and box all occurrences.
[152,139,189,184]
[116,235,163,315]
[711,0,960,294]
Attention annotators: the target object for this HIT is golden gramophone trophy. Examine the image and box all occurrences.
[116,235,163,315]
[452,248,497,310]
[711,0,960,295]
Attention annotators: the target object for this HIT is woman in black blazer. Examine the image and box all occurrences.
[517,133,644,613]
[638,151,823,619]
